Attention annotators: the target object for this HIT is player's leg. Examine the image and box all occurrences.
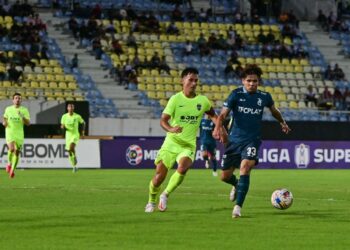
[148,161,168,203]
[232,159,255,218]
[208,146,218,176]
[233,140,261,218]
[68,143,77,168]
[159,156,192,212]
[201,144,210,168]
[159,149,194,211]
[146,148,175,212]
[9,142,21,178]
[6,142,15,173]
[220,149,240,200]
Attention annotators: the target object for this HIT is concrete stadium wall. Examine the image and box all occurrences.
[282,0,336,20]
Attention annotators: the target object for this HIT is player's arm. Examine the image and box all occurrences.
[269,105,291,134]
[212,107,230,143]
[80,121,86,137]
[160,113,182,133]
[2,117,8,127]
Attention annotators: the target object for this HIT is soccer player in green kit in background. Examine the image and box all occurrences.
[145,67,225,213]
[61,103,85,173]
[3,93,30,178]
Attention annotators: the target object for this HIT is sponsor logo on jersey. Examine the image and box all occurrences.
[257,98,262,106]
[181,115,199,124]
[238,106,263,115]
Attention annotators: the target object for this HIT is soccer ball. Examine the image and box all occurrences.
[271,189,293,210]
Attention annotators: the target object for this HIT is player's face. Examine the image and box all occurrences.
[12,95,21,106]
[182,73,198,95]
[67,104,75,113]
[242,74,259,93]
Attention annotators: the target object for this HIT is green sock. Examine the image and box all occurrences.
[12,154,19,170]
[148,180,161,203]
[7,151,13,165]
[165,171,185,195]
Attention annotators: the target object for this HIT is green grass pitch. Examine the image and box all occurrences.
[0,169,349,250]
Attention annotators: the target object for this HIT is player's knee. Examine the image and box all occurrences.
[177,165,189,175]
[220,172,231,182]
[240,164,252,175]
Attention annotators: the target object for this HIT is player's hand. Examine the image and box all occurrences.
[280,122,291,134]
[169,126,182,133]
[212,127,220,140]
[2,121,8,127]
[219,127,228,144]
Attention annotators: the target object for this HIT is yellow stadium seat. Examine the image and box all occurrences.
[164,84,174,91]
[274,86,283,94]
[202,85,210,92]
[156,91,166,99]
[155,84,165,91]
[30,81,39,88]
[67,82,77,90]
[39,81,49,89]
[49,82,58,88]
[210,85,220,92]
[174,85,182,91]
[159,99,168,107]
[220,85,229,92]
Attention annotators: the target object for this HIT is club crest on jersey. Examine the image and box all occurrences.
[257,98,262,106]
[197,104,202,111]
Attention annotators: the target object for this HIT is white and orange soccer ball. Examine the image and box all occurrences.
[271,189,293,210]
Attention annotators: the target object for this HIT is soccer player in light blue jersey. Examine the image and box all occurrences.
[199,114,218,176]
[214,64,291,218]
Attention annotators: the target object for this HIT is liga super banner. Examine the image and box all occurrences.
[101,137,350,169]
[0,139,101,168]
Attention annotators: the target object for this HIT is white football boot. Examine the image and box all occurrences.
[229,185,237,202]
[158,193,168,212]
[232,205,241,218]
[144,203,156,213]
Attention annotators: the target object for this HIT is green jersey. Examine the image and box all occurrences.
[4,105,30,144]
[163,91,212,149]
[61,112,85,138]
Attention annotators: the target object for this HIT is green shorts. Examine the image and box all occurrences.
[6,135,24,150]
[65,135,80,150]
[155,141,196,170]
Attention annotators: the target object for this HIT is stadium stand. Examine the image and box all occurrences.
[32,0,350,121]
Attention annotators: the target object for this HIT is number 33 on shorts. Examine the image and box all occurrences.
[246,147,256,157]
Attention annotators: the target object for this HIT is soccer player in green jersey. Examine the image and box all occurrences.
[61,103,85,173]
[2,93,30,178]
[145,67,223,213]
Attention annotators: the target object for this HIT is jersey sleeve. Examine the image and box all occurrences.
[223,91,237,110]
[60,114,65,125]
[23,107,30,120]
[78,114,85,124]
[163,95,176,116]
[266,92,274,108]
[3,107,9,118]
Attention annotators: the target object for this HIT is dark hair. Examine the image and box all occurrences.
[13,92,21,99]
[241,64,263,79]
[181,67,199,78]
